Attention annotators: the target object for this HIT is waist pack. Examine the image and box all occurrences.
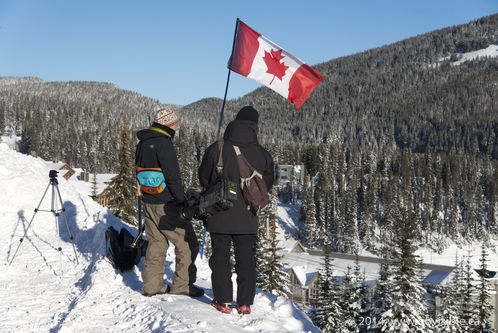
[136,166,166,194]
[105,226,147,271]
[233,145,270,215]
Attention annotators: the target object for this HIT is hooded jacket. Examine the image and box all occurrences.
[198,119,274,234]
[135,125,185,205]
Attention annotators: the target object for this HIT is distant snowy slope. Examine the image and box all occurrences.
[0,142,319,333]
[434,43,498,67]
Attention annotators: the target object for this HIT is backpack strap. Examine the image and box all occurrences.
[216,139,224,175]
[233,145,241,156]
[233,145,264,189]
[233,145,263,179]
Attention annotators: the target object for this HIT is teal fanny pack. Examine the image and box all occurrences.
[136,167,166,194]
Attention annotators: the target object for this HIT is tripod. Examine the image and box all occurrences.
[9,170,79,266]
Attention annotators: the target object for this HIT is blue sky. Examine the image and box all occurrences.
[0,0,496,106]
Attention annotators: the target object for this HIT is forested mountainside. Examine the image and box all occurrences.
[0,76,177,171]
[181,14,497,158]
[0,14,497,172]
[1,14,497,252]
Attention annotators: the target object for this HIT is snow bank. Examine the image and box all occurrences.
[0,143,319,332]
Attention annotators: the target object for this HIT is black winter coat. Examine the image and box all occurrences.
[135,127,185,205]
[198,120,274,234]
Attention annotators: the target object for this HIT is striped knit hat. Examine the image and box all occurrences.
[154,108,178,128]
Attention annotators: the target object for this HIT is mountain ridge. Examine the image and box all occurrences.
[0,14,496,172]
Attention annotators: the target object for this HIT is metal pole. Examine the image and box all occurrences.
[216,18,240,140]
[132,195,144,248]
[200,226,207,259]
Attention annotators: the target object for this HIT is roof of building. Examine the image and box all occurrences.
[423,269,454,285]
[290,266,318,287]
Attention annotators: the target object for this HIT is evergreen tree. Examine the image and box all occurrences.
[435,254,464,332]
[105,121,137,225]
[475,243,494,332]
[257,198,289,296]
[339,258,366,332]
[343,176,360,254]
[91,171,98,199]
[369,238,395,331]
[461,251,479,333]
[379,209,430,332]
[486,166,498,234]
[305,186,320,248]
[298,185,311,243]
[313,237,345,332]
[255,212,267,289]
[0,105,4,132]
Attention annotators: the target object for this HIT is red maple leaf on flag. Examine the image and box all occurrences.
[262,49,289,84]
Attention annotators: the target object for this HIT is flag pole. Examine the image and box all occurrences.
[216,18,240,140]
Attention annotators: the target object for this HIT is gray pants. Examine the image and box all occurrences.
[141,203,199,295]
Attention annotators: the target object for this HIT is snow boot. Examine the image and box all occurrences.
[236,305,251,315]
[170,284,204,298]
[143,284,170,297]
[187,284,205,298]
[210,300,232,314]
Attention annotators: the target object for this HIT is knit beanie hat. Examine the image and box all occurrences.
[235,106,259,123]
[154,108,178,128]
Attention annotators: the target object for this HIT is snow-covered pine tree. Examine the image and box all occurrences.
[105,120,137,225]
[306,186,320,248]
[381,177,399,247]
[339,258,366,333]
[435,253,464,332]
[369,241,395,332]
[91,171,98,199]
[379,209,430,333]
[460,251,479,333]
[343,175,360,254]
[257,199,289,296]
[255,212,267,289]
[475,185,486,240]
[487,166,498,235]
[313,237,345,332]
[475,243,494,332]
[359,172,376,251]
[297,185,310,243]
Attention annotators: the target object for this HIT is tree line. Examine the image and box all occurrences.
[1,14,496,174]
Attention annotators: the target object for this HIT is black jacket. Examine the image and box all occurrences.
[135,125,185,205]
[198,120,274,234]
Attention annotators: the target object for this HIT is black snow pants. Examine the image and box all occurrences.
[209,233,257,307]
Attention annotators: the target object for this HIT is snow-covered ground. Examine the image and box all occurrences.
[433,43,498,67]
[0,141,319,333]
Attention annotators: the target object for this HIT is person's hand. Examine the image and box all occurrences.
[182,203,196,220]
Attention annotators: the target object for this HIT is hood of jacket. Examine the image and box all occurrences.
[223,120,258,147]
[137,127,172,142]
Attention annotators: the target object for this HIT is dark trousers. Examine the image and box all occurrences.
[209,233,257,306]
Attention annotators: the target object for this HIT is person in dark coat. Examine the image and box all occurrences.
[136,108,203,298]
[198,106,274,314]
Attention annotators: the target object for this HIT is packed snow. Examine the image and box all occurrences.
[2,134,497,332]
[0,140,319,333]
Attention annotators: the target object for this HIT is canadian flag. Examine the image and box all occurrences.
[229,19,324,109]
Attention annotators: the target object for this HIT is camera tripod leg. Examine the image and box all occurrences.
[54,183,79,264]
[8,181,51,267]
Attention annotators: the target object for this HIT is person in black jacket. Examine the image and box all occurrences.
[198,106,274,314]
[136,108,203,298]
